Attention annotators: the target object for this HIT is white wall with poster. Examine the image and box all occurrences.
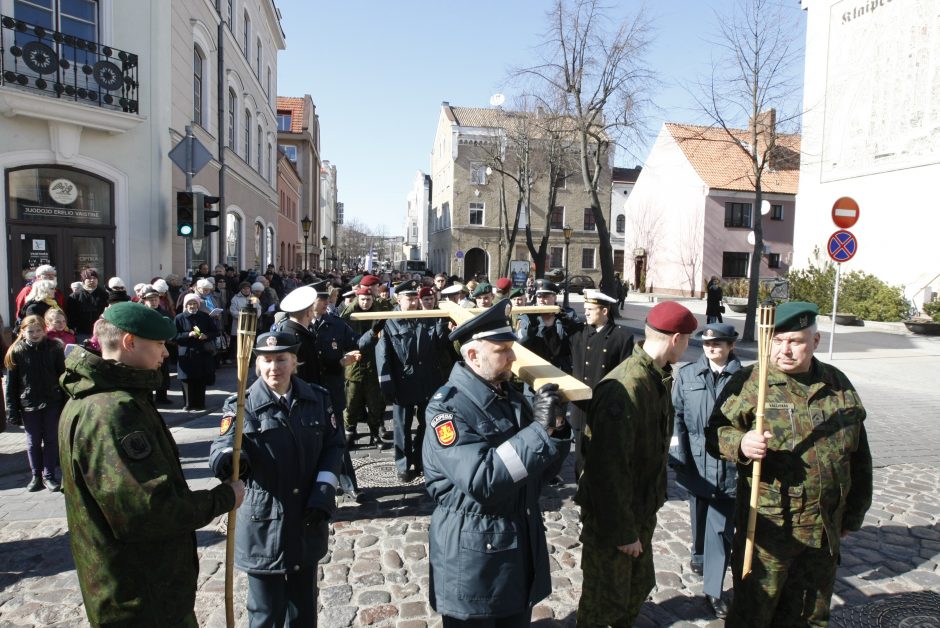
[796,0,940,308]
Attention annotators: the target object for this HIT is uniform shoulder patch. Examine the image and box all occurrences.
[120,431,152,460]
[431,413,458,447]
[220,415,234,435]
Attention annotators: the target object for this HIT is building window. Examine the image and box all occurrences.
[277,111,292,132]
[226,212,242,269]
[244,110,251,163]
[553,169,567,189]
[549,206,565,230]
[771,204,784,220]
[256,124,263,172]
[266,67,271,97]
[267,143,273,180]
[616,214,625,233]
[193,47,204,126]
[549,246,564,268]
[266,226,275,267]
[243,11,250,54]
[768,253,781,268]
[469,202,484,226]
[228,89,237,149]
[256,39,262,79]
[722,252,750,277]
[581,247,596,269]
[226,0,233,28]
[14,0,98,50]
[583,208,595,231]
[725,202,752,228]
[279,144,297,162]
[470,162,487,185]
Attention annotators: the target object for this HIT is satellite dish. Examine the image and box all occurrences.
[489,93,505,107]
[761,200,771,216]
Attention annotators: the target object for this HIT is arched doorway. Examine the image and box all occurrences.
[463,247,488,281]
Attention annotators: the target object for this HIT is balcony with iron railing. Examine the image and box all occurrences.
[0,14,141,135]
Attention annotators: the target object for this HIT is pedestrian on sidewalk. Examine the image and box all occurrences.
[670,323,742,619]
[4,315,66,492]
[423,301,571,625]
[576,301,697,626]
[706,302,873,626]
[59,301,244,627]
[706,276,724,324]
[140,286,174,404]
[174,294,217,411]
[210,331,344,628]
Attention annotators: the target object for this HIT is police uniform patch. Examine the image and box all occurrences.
[434,419,458,447]
[121,431,152,460]
[220,416,234,435]
[331,340,338,350]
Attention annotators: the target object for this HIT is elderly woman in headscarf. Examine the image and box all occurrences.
[173,293,217,411]
[18,279,63,323]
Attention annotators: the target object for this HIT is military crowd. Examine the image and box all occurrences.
[1,262,872,627]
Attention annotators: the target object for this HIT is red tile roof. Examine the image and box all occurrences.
[275,96,305,133]
[665,123,800,195]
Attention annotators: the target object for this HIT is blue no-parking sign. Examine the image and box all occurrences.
[827,230,857,263]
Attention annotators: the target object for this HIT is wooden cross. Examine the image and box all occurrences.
[350,301,592,402]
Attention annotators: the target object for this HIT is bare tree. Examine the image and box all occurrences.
[676,211,704,297]
[694,0,803,340]
[520,0,654,299]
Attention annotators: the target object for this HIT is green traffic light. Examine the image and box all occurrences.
[179,224,193,236]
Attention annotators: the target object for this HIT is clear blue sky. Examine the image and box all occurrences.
[276,0,805,234]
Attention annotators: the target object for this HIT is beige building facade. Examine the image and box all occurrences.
[428,103,611,283]
[276,94,321,270]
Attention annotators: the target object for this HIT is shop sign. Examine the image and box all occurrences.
[48,178,79,205]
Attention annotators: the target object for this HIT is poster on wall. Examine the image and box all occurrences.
[510,260,530,287]
[26,237,53,269]
[822,0,940,181]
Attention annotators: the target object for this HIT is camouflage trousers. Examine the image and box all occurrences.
[344,378,385,432]
[726,517,837,627]
[577,518,656,627]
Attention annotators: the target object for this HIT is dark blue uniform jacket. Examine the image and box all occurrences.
[423,362,570,620]
[670,352,741,498]
[209,375,344,574]
[312,313,358,412]
[375,316,447,406]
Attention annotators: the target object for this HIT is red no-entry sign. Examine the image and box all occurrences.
[832,197,860,229]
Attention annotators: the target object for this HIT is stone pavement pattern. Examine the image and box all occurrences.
[1,295,939,626]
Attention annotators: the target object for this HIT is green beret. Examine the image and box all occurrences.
[471,282,493,298]
[350,274,364,286]
[774,301,819,332]
[102,301,176,341]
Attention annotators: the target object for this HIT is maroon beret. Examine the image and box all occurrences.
[354,287,372,296]
[495,277,512,291]
[418,286,434,298]
[646,301,697,334]
[360,275,380,287]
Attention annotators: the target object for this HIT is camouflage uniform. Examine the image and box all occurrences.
[340,298,392,435]
[575,343,675,626]
[705,358,873,627]
[58,347,235,627]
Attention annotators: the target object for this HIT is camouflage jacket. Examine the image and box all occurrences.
[575,343,675,547]
[58,347,235,626]
[340,299,393,381]
[705,358,873,556]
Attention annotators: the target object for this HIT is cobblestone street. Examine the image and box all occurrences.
[1,299,939,626]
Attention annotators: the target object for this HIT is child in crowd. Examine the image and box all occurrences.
[3,315,66,491]
[44,309,77,347]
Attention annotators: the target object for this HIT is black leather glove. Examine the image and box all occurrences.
[216,450,250,480]
[371,319,386,335]
[532,383,562,432]
[304,508,328,527]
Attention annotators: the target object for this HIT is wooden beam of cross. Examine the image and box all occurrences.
[350,301,592,402]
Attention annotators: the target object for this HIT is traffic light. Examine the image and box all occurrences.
[176,191,194,237]
[193,193,221,239]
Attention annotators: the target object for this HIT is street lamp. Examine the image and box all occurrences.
[300,216,312,272]
[320,235,329,273]
[562,224,573,308]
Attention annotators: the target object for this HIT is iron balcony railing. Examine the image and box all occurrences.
[0,15,138,114]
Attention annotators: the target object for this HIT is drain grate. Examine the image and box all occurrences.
[352,458,424,488]
[831,591,940,627]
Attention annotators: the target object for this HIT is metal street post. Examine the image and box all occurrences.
[563,224,573,309]
[301,216,312,272]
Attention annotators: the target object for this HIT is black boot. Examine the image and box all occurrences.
[345,429,357,450]
[370,430,391,450]
[27,475,43,492]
